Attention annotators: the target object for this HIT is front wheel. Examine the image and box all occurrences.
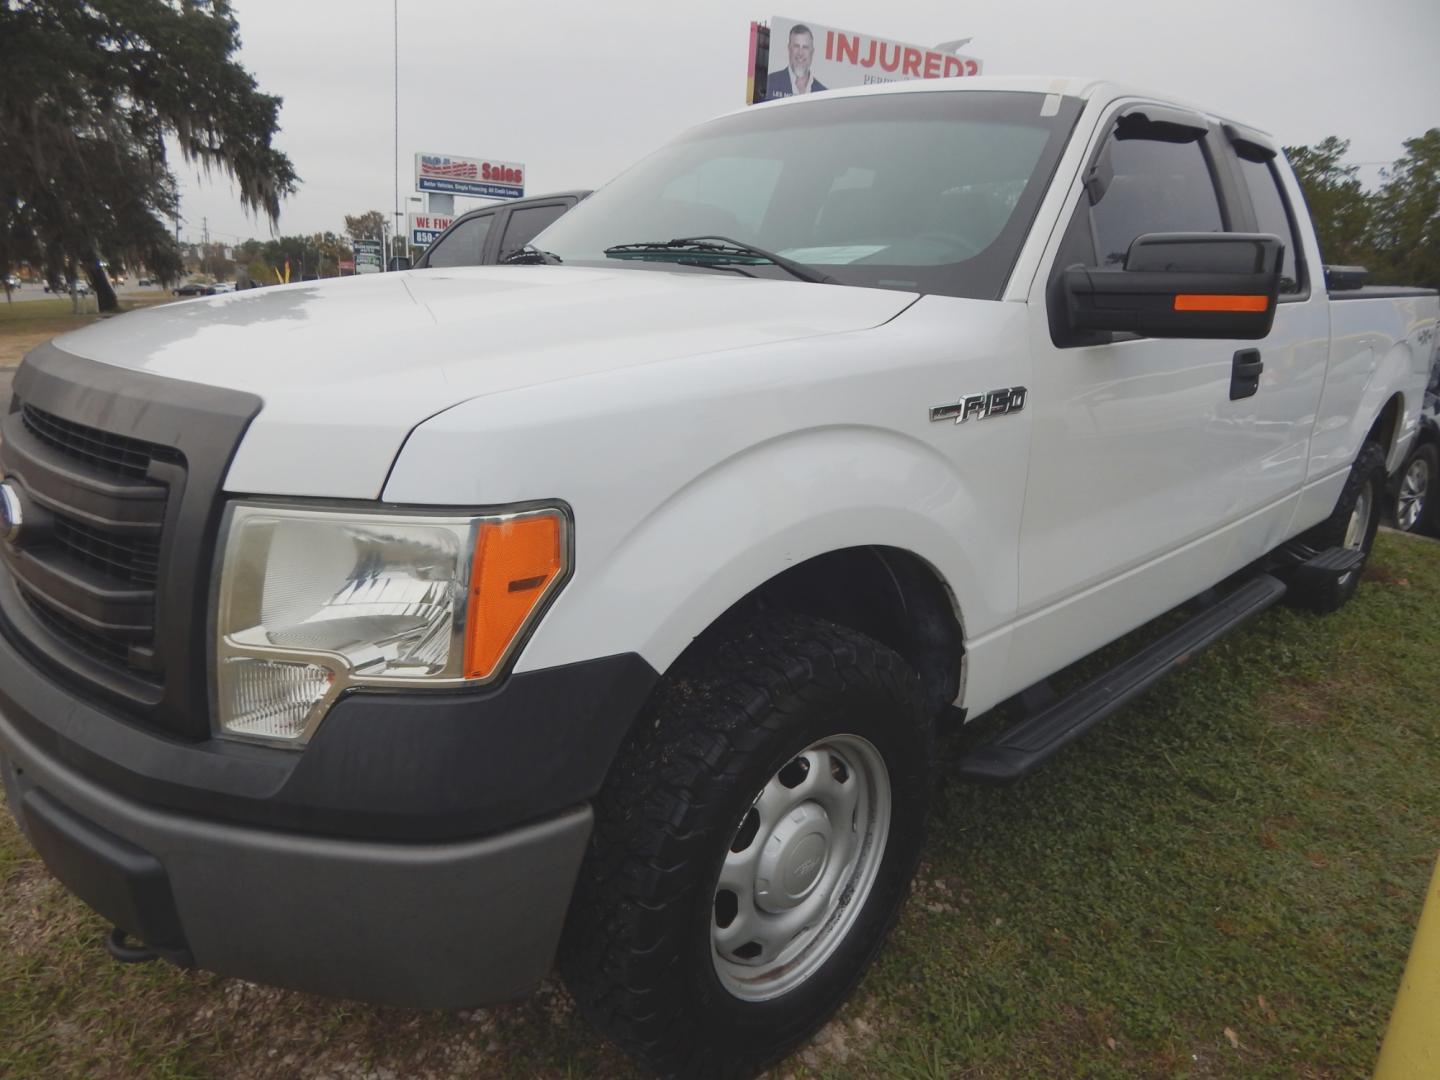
[561,615,935,1079]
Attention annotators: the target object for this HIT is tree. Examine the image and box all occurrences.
[1282,136,1374,268]
[1369,129,1440,289]
[344,211,387,244]
[0,1,298,311]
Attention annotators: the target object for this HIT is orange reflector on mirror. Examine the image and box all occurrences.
[464,513,565,679]
[1173,294,1270,312]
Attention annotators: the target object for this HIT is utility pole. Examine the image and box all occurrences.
[202,217,210,277]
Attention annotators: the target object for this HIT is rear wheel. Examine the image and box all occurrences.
[561,614,934,1079]
[1285,441,1387,613]
[1393,442,1437,534]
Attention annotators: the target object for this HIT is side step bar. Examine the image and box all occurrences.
[956,573,1288,783]
[1290,545,1365,584]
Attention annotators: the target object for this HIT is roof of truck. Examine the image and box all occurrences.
[736,75,1273,140]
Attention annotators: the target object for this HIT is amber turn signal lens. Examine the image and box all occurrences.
[1172,294,1269,312]
[464,513,565,679]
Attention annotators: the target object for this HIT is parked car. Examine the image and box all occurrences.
[1,77,1437,1078]
[412,190,590,268]
[3,274,20,290]
[1390,349,1440,533]
[172,282,210,297]
[138,277,153,287]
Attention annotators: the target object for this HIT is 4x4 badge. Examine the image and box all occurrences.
[929,386,1027,424]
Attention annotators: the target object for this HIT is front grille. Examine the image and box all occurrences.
[1,343,261,739]
[53,516,161,589]
[21,403,181,480]
[22,591,135,671]
[1,400,175,683]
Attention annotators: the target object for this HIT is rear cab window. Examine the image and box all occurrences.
[1234,154,1305,295]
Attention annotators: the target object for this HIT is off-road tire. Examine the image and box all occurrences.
[560,614,935,1079]
[1285,440,1387,613]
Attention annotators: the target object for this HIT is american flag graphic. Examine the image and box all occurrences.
[421,157,478,179]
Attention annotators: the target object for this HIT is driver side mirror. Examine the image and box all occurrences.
[1063,232,1284,340]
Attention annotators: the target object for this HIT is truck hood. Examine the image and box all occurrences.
[51,267,917,498]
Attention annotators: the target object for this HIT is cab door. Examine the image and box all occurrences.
[1006,105,1297,691]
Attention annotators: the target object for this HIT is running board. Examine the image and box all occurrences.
[956,574,1288,783]
[1291,545,1365,584]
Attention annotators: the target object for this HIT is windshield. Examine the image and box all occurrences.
[536,90,1082,299]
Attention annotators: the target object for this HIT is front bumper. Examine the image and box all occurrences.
[1,711,591,1007]
[0,590,657,1007]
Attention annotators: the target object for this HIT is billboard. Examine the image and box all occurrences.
[751,17,982,104]
[415,153,525,199]
[408,212,454,248]
[352,238,382,275]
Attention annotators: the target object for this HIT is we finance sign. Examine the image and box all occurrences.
[758,17,982,103]
[415,153,525,199]
[409,212,454,247]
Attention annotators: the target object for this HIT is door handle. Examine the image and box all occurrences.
[1230,349,1263,400]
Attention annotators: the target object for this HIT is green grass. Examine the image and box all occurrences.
[0,294,169,323]
[2,532,1437,1079]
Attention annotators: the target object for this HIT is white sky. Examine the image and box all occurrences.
[176,0,1440,245]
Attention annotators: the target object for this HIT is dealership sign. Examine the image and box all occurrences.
[415,153,525,199]
[352,238,382,275]
[409,212,454,247]
[749,16,982,104]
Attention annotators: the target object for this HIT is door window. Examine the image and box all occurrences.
[425,214,494,267]
[1089,136,1224,267]
[498,204,571,260]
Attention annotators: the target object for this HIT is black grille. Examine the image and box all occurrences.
[2,399,174,684]
[1,343,260,739]
[53,516,161,589]
[22,591,136,671]
[21,403,181,480]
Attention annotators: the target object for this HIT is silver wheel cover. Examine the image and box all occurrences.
[711,733,892,1002]
[1396,456,1430,531]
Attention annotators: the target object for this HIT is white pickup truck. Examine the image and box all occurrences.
[1,76,1436,1077]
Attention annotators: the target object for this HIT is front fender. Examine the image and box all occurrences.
[514,425,995,678]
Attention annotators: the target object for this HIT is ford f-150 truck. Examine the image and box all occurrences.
[1,77,1436,1078]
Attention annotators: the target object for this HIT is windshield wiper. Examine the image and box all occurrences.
[603,236,833,284]
[499,244,563,265]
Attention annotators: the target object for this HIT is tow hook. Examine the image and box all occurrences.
[105,926,160,964]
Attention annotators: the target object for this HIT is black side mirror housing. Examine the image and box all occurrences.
[1063,232,1284,340]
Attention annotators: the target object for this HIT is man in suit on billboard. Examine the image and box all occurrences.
[767,23,827,100]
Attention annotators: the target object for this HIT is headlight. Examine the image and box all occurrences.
[214,503,569,745]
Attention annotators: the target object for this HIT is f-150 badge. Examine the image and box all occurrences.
[929,386,1027,424]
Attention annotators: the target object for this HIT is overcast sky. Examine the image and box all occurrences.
[177,0,1440,246]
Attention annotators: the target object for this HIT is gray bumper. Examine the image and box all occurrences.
[0,708,591,1009]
